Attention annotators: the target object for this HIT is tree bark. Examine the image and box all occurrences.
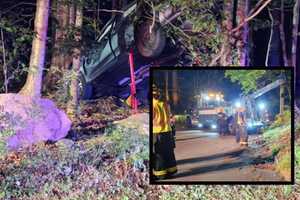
[44,0,70,92]
[220,0,233,66]
[19,0,50,97]
[1,28,8,93]
[292,0,299,68]
[241,0,249,66]
[236,0,247,66]
[280,0,289,67]
[67,3,83,118]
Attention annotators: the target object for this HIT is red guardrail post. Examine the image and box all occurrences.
[129,48,138,113]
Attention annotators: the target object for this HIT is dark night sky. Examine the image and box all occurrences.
[153,69,289,116]
[174,70,242,102]
[153,69,242,112]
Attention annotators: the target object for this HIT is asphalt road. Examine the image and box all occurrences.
[164,129,283,182]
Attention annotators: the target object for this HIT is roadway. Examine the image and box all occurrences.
[162,129,283,182]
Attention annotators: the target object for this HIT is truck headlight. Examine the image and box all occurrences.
[211,124,217,129]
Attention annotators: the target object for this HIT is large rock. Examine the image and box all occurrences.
[0,93,71,150]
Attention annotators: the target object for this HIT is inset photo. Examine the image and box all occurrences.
[150,67,294,184]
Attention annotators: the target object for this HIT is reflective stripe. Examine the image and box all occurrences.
[153,99,172,133]
[153,169,168,176]
[240,142,248,144]
[167,166,177,173]
[153,166,177,177]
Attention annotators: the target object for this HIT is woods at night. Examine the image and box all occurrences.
[0,0,299,199]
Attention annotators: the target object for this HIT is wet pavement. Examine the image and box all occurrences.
[162,129,284,182]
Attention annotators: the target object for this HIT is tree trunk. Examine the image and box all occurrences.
[1,28,8,93]
[220,0,233,66]
[236,0,247,66]
[292,0,299,68]
[19,0,50,97]
[241,0,249,66]
[44,0,70,92]
[280,0,289,67]
[267,9,282,67]
[67,3,83,118]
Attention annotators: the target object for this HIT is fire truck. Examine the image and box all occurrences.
[194,92,233,130]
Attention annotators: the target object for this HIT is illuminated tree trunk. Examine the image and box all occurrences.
[240,0,249,66]
[220,0,233,66]
[236,0,247,66]
[19,0,50,97]
[267,9,282,67]
[292,0,299,68]
[280,0,289,66]
[292,0,299,92]
[67,3,83,118]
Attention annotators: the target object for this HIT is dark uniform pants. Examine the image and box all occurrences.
[236,125,248,144]
[153,131,177,178]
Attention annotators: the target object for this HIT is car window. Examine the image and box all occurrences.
[98,34,118,61]
[97,19,115,42]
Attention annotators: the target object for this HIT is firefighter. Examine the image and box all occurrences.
[217,108,227,136]
[152,84,177,180]
[170,114,176,148]
[234,107,248,147]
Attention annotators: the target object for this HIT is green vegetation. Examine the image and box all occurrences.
[0,124,150,200]
[174,115,188,124]
[262,111,292,181]
[225,70,266,94]
[270,110,291,129]
[1,114,300,199]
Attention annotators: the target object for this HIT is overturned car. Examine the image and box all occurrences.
[79,1,191,104]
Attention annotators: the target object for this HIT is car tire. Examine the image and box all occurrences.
[79,73,93,100]
[135,20,166,58]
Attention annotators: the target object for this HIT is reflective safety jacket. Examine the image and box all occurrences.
[153,98,172,134]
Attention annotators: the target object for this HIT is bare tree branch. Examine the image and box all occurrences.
[231,0,272,33]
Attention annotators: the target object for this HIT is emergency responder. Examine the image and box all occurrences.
[170,114,176,148]
[217,108,227,136]
[152,84,177,179]
[234,107,248,146]
[186,115,192,128]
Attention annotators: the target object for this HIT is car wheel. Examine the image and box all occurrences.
[79,73,93,100]
[135,20,166,58]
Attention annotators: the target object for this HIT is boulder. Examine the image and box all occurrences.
[0,93,71,150]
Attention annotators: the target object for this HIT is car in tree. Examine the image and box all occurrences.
[80,1,191,103]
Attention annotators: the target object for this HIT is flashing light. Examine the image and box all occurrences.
[216,95,221,101]
[204,95,210,101]
[258,102,265,110]
[198,123,203,128]
[235,101,241,108]
[211,124,217,129]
